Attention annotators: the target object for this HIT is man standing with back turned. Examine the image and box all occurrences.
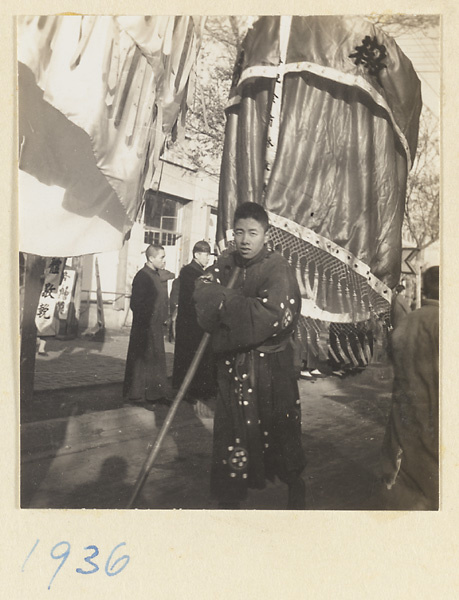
[123,244,170,406]
[380,266,439,510]
[194,202,306,509]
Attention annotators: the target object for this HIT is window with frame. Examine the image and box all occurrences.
[143,191,179,246]
[144,231,178,246]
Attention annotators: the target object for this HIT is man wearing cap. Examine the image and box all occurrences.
[172,240,216,403]
[123,244,170,406]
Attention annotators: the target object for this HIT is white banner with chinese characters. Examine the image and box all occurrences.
[35,258,65,335]
[56,268,77,321]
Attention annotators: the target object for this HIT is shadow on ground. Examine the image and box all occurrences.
[21,360,404,510]
[21,383,214,510]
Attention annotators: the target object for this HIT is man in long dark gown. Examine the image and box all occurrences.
[194,203,306,509]
[172,240,216,402]
[380,266,439,510]
[123,244,170,405]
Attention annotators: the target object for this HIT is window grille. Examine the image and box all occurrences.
[143,191,179,246]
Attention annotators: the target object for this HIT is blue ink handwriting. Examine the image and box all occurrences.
[21,540,130,590]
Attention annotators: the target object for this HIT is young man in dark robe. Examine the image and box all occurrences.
[194,203,306,509]
[123,244,170,406]
[172,240,216,403]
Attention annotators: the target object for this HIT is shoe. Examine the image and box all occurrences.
[287,477,306,510]
[310,369,324,377]
[300,370,313,379]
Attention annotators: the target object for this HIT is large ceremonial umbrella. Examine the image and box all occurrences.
[217,15,422,366]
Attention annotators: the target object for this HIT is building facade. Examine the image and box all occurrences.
[79,158,219,331]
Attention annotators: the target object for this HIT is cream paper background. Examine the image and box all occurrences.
[2,1,456,597]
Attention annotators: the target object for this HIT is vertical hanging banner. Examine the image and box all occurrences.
[18,15,205,257]
[262,16,292,194]
[94,257,106,332]
[35,258,65,336]
[217,16,422,365]
[56,267,77,322]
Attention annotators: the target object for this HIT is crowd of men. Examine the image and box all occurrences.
[122,202,439,511]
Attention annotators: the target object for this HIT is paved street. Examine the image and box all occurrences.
[33,329,174,391]
[22,330,394,510]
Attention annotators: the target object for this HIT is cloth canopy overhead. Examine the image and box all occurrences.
[18,15,204,257]
[217,15,422,366]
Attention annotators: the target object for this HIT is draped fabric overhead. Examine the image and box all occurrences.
[18,15,204,256]
[217,16,422,365]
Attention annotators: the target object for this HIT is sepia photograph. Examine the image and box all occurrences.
[18,13,439,513]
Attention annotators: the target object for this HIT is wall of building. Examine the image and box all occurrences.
[420,239,440,269]
[80,159,219,332]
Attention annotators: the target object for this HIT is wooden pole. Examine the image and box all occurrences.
[416,262,423,309]
[72,256,83,335]
[85,256,106,341]
[20,253,46,406]
[115,240,129,312]
[126,266,241,508]
[95,257,106,331]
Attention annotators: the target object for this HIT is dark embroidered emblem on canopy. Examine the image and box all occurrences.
[349,35,388,81]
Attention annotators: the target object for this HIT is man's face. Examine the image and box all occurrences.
[195,251,210,268]
[149,250,166,270]
[234,217,269,260]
